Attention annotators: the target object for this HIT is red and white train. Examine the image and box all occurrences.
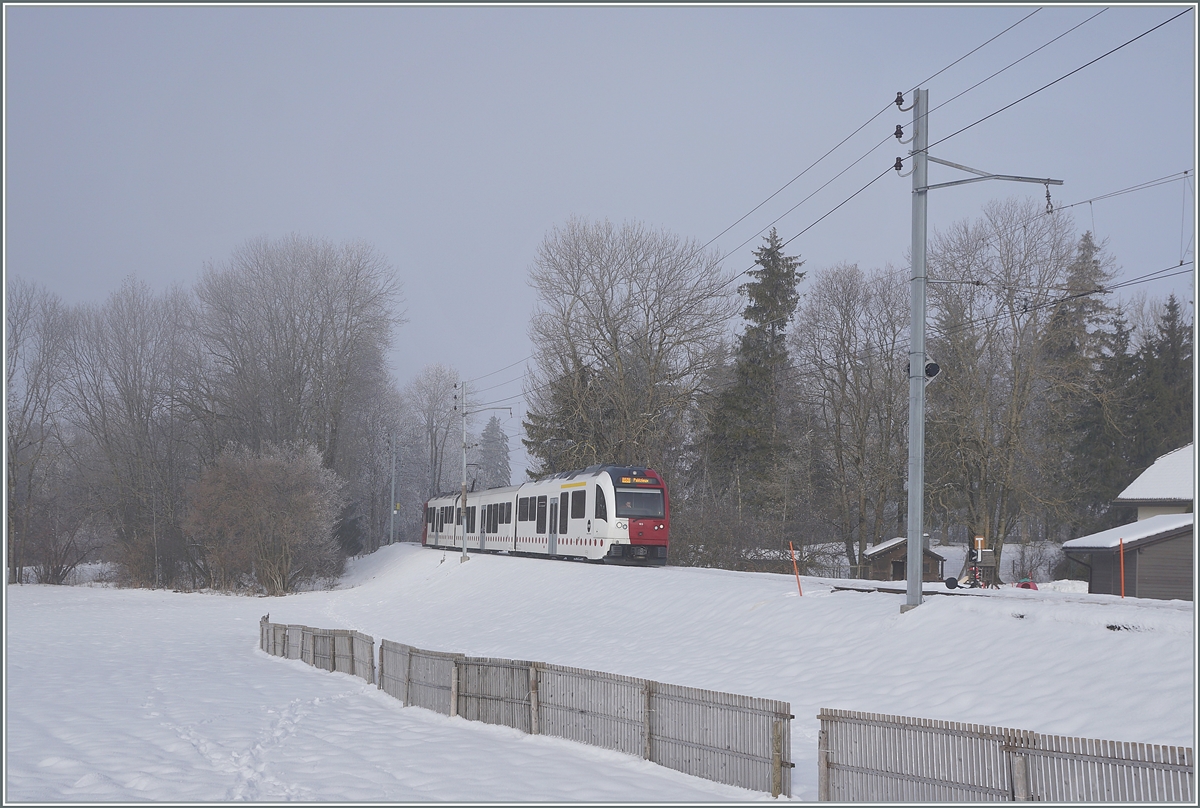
[422,464,669,565]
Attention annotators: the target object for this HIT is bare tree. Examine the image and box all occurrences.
[6,278,70,583]
[194,235,405,470]
[524,217,738,480]
[791,262,909,573]
[57,278,197,587]
[402,363,464,497]
[925,198,1084,572]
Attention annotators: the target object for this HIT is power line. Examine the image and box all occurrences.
[459,11,1049,399]
[924,8,1108,123]
[924,7,1193,154]
[457,10,1194,418]
[466,354,532,385]
[696,8,1044,258]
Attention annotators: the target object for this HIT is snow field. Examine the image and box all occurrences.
[5,542,1195,802]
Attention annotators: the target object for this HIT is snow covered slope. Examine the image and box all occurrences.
[6,543,1194,802]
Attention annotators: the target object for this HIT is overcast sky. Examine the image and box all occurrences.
[5,4,1196,473]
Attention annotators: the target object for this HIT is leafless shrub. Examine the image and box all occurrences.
[185,441,346,595]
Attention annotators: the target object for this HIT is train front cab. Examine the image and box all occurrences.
[601,467,669,566]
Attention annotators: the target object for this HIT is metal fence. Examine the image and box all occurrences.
[264,619,793,796]
[818,708,1194,802]
[259,617,376,685]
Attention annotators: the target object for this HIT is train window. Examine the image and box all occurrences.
[559,493,569,533]
[456,507,462,526]
[518,497,529,522]
[467,506,476,534]
[535,496,547,534]
[615,489,664,518]
[489,503,498,533]
[571,490,586,519]
[595,487,608,521]
[504,501,512,524]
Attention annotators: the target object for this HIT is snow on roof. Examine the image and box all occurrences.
[863,536,944,559]
[1116,444,1194,502]
[865,536,906,556]
[1062,512,1194,551]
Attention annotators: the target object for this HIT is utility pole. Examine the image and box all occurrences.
[455,380,511,564]
[459,382,468,564]
[896,88,1062,612]
[389,431,397,547]
[903,88,929,614]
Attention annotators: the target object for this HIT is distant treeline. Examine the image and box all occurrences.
[519,204,1192,578]
[7,201,1192,590]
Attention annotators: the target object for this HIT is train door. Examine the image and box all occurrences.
[593,483,609,539]
[548,499,558,555]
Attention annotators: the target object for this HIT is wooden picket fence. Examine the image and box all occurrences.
[259,617,376,684]
[258,617,793,796]
[818,708,1194,802]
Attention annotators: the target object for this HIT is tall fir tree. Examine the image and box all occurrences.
[1042,231,1119,532]
[478,416,511,489]
[1130,294,1193,471]
[1066,308,1139,530]
[704,229,804,492]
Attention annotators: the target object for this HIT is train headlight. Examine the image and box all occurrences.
[615,521,628,530]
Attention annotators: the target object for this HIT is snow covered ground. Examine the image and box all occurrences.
[6,543,1195,802]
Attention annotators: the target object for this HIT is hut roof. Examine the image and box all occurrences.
[863,537,945,560]
[1062,512,1193,551]
[1115,444,1194,504]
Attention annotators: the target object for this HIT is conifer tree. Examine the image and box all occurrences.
[1129,294,1193,470]
[478,415,511,489]
[705,229,804,491]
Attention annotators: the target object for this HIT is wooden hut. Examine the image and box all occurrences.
[861,537,945,583]
[1062,513,1193,601]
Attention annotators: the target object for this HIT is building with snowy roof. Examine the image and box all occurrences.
[1062,512,1193,601]
[1114,443,1193,521]
[859,537,945,583]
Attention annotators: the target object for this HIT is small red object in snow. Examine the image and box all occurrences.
[1015,578,1038,590]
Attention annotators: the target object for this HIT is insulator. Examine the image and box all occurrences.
[895,91,905,107]
[894,125,904,140]
[894,157,904,172]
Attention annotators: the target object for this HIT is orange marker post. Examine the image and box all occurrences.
[789,541,803,596]
[1119,538,1125,598]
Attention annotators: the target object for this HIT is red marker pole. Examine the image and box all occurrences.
[789,541,803,596]
[1119,538,1125,598]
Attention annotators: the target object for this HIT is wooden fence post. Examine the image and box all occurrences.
[449,661,459,717]
[1011,752,1032,801]
[347,634,355,678]
[377,644,384,690]
[642,681,653,760]
[404,647,412,706]
[529,665,539,735]
[771,720,783,798]
[818,727,830,801]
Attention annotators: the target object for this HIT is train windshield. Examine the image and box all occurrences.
[615,488,664,518]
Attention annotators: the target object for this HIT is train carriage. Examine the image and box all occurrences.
[422,464,669,566]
